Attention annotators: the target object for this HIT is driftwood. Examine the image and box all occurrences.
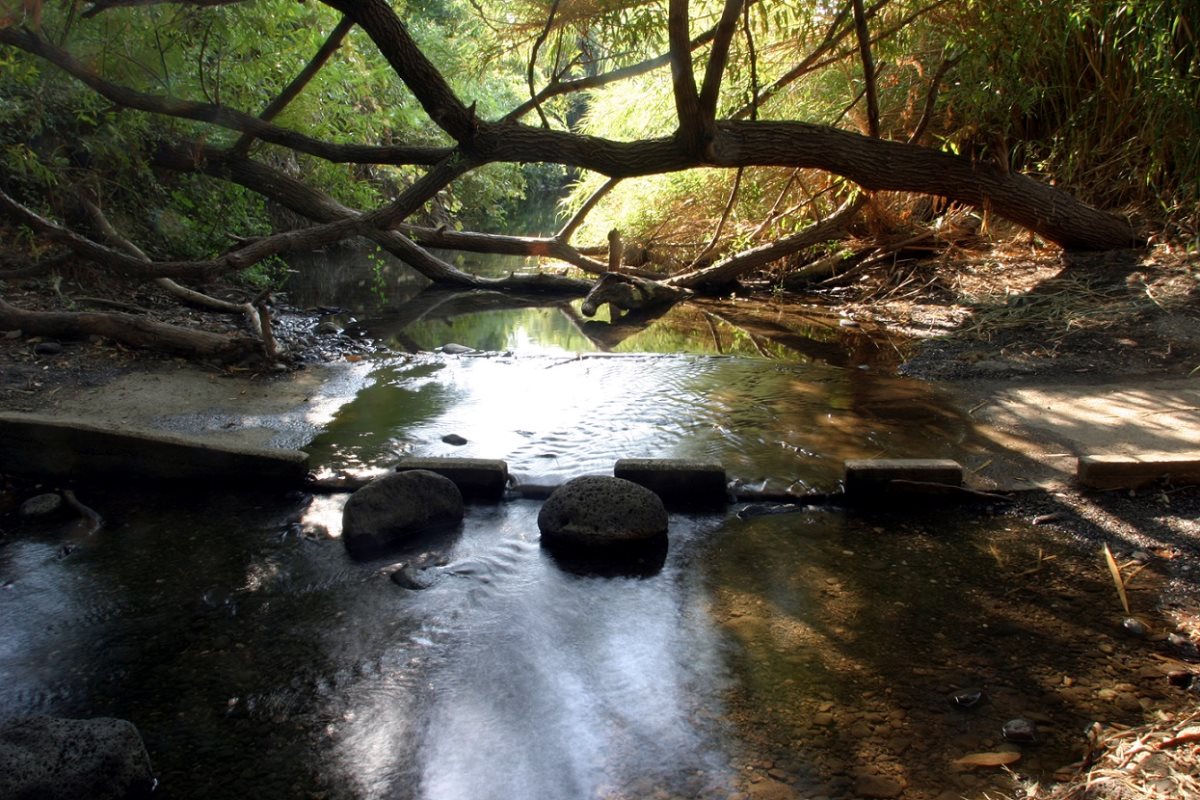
[0,297,260,360]
[580,272,693,318]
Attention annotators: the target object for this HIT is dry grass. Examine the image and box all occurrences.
[1006,710,1200,800]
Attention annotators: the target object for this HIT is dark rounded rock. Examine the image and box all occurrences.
[1169,632,1200,662]
[948,687,985,709]
[316,321,341,335]
[19,493,64,518]
[33,341,63,356]
[342,470,464,558]
[1121,617,1149,638]
[538,475,668,550]
[0,715,155,800]
[441,433,468,446]
[1001,718,1038,743]
[390,564,440,590]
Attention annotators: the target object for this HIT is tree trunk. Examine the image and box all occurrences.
[0,298,259,361]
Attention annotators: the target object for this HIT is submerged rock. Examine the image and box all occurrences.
[19,492,64,518]
[342,469,464,558]
[0,715,155,800]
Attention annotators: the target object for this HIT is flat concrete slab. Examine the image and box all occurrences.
[843,458,964,503]
[394,457,509,501]
[0,412,309,484]
[614,458,728,510]
[943,378,1200,492]
[1077,453,1200,490]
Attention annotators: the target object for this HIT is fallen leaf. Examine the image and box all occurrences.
[1104,543,1131,615]
[954,751,1021,768]
[345,354,362,362]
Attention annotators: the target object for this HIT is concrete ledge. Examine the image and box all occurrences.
[0,412,309,484]
[1077,453,1200,490]
[613,458,728,510]
[843,458,963,503]
[394,457,509,502]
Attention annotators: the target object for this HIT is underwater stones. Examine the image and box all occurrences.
[342,469,464,558]
[538,476,668,576]
[0,715,155,800]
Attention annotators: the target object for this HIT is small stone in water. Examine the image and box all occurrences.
[1168,633,1200,662]
[1167,671,1194,689]
[1002,718,1038,744]
[442,433,468,446]
[949,688,985,709]
[1121,617,1149,638]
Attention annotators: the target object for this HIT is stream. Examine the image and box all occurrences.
[0,250,1181,800]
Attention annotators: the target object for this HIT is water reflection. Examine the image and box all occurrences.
[307,353,976,493]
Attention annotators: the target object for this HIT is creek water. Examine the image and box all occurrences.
[0,252,1174,799]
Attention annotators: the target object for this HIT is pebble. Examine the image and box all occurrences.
[1001,718,1038,743]
[441,433,468,446]
[33,340,62,355]
[3,329,22,340]
[1121,617,1149,638]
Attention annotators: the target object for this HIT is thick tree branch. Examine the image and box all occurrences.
[851,0,879,137]
[697,0,744,120]
[321,0,477,143]
[668,0,709,158]
[0,27,451,166]
[0,295,260,360]
[669,195,867,290]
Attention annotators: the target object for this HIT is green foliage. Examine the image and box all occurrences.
[936,1,1199,230]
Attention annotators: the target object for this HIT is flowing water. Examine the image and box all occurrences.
[0,252,1181,799]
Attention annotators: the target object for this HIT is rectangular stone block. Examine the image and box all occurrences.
[0,412,309,484]
[1077,453,1200,490]
[843,458,963,503]
[613,458,728,511]
[395,457,509,502]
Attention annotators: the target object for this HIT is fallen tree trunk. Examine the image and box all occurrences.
[0,298,260,361]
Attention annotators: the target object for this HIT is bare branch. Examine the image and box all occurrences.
[689,167,744,269]
[526,0,560,129]
[81,0,247,19]
[502,27,718,123]
[232,14,355,155]
[851,0,879,137]
[558,177,621,242]
[0,27,451,166]
[697,0,744,120]
[907,53,959,145]
[668,195,867,290]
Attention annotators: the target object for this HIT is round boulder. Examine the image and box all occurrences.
[538,475,668,549]
[342,469,464,558]
[0,715,155,800]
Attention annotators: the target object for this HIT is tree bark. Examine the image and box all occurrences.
[0,297,259,360]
